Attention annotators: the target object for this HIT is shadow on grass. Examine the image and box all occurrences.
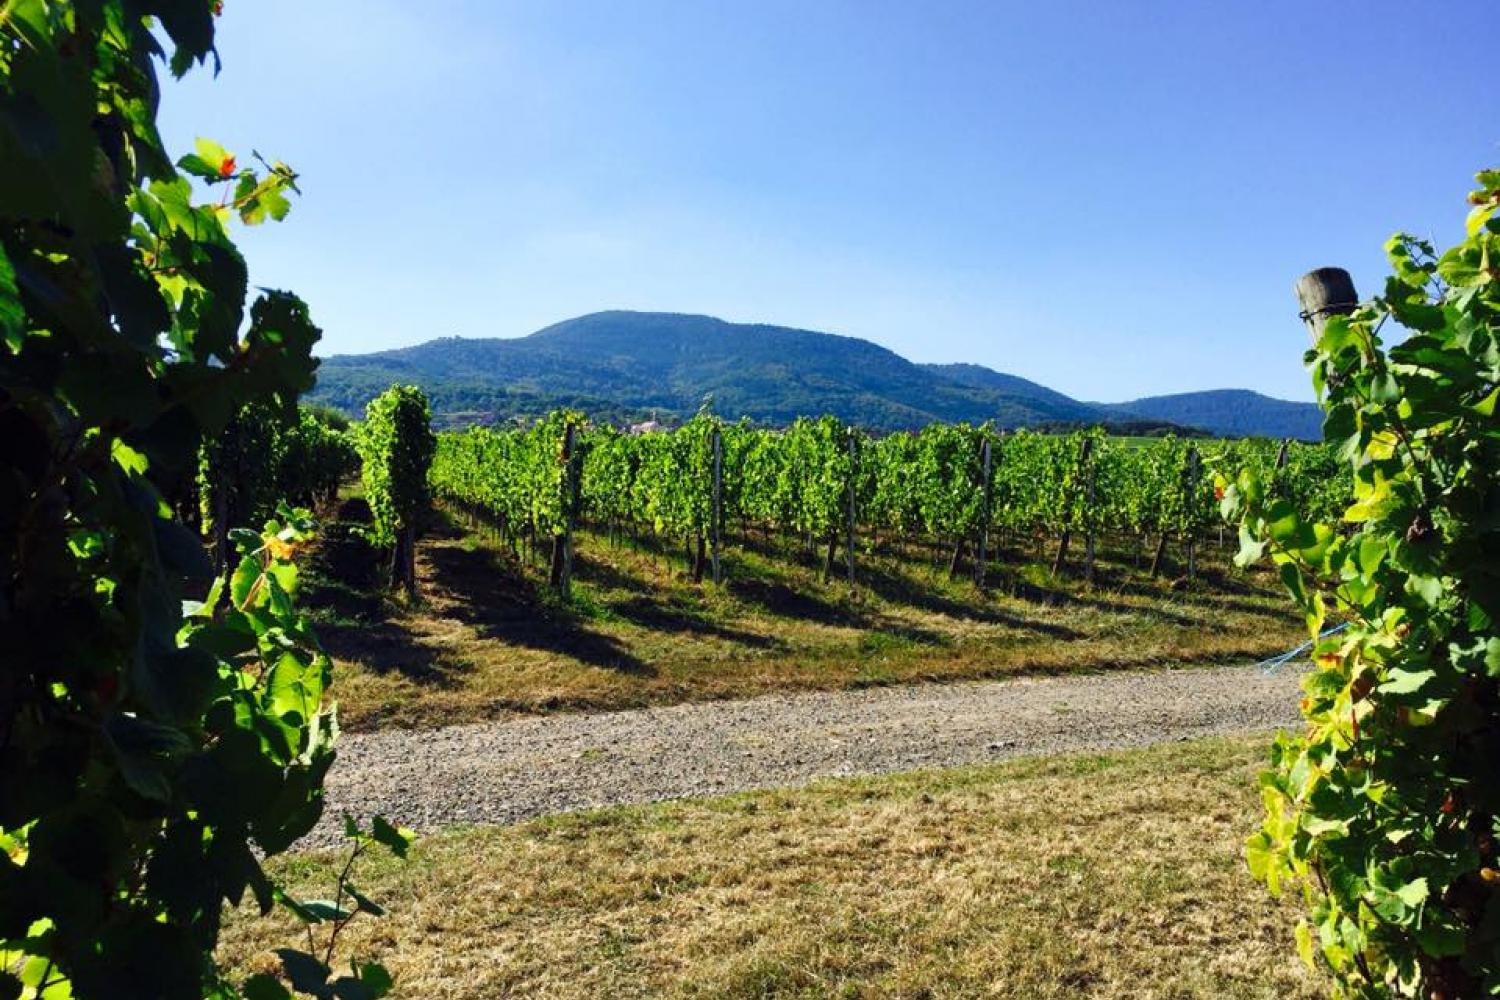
[854,563,1087,640]
[581,543,950,651]
[1098,575,1290,621]
[1007,579,1207,629]
[608,595,782,650]
[420,536,656,677]
[726,577,867,628]
[315,620,470,687]
[298,513,477,686]
[572,551,660,592]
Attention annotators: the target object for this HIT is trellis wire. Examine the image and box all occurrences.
[1256,621,1352,674]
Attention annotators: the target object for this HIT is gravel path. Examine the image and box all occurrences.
[309,663,1302,846]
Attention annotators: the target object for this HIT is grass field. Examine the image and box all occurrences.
[304,503,1303,731]
[220,734,1321,999]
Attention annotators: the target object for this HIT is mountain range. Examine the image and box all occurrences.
[309,310,1324,440]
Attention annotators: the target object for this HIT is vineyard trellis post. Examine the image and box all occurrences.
[1271,437,1291,504]
[845,429,857,586]
[711,426,724,585]
[1084,438,1097,585]
[1294,266,1360,339]
[1149,527,1168,578]
[1052,435,1093,577]
[974,436,992,588]
[1184,445,1200,580]
[549,421,578,597]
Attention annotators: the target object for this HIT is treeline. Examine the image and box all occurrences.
[429,411,1349,589]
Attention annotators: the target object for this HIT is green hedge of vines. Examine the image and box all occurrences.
[357,385,436,593]
[1,3,399,997]
[1226,169,1500,998]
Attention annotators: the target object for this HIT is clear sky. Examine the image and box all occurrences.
[157,1,1498,402]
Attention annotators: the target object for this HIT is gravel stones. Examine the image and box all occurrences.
[304,663,1302,848]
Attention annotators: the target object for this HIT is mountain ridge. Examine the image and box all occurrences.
[311,310,1323,439]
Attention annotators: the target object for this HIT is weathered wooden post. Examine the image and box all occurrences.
[1185,446,1200,581]
[711,427,723,585]
[1295,267,1359,340]
[845,429,857,587]
[1084,439,1097,585]
[1149,528,1168,578]
[549,421,577,597]
[1266,437,1292,504]
[1052,435,1093,577]
[974,436,993,588]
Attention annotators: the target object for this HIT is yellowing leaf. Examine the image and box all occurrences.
[1367,431,1399,461]
[194,136,231,169]
[1466,201,1496,237]
[1343,495,1389,523]
[1295,919,1316,970]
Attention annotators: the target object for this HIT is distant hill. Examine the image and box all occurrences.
[1094,390,1323,441]
[311,310,1322,438]
[917,363,1086,411]
[313,311,1102,431]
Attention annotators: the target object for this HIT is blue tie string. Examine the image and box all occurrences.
[1255,621,1353,674]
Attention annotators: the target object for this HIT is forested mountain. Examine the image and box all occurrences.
[312,310,1322,438]
[313,311,1102,430]
[1094,389,1324,440]
[917,362,1088,411]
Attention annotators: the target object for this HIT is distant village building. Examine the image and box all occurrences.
[628,410,666,435]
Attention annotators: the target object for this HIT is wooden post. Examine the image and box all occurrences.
[1294,267,1359,340]
[1051,526,1069,577]
[1083,437,1097,586]
[1149,532,1169,578]
[1052,435,1093,578]
[974,437,992,588]
[548,422,577,596]
[845,430,857,587]
[711,427,723,585]
[1185,446,1200,581]
[1269,437,1291,503]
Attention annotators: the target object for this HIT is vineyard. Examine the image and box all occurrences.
[195,403,360,569]
[10,1,1494,996]
[429,412,1349,591]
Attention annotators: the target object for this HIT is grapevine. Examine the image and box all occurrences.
[1,3,401,997]
[1224,171,1500,998]
[430,411,1347,590]
[357,385,437,595]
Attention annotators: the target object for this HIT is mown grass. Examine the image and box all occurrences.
[306,505,1303,731]
[219,734,1322,998]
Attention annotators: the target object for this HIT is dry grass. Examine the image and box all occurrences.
[220,734,1322,998]
[308,509,1303,731]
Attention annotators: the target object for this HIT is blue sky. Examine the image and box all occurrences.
[158,1,1498,402]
